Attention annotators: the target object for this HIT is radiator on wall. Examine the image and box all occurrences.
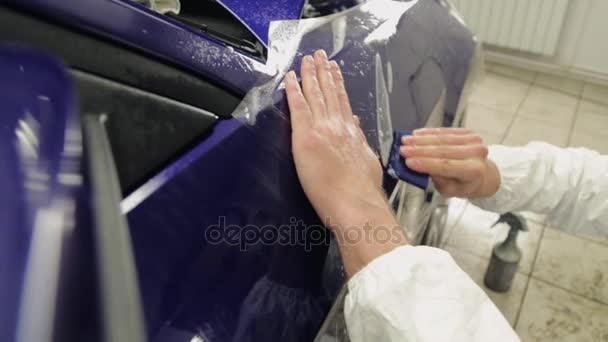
[450,0,570,57]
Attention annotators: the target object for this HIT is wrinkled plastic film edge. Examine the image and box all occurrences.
[230,17,334,125]
[230,0,420,126]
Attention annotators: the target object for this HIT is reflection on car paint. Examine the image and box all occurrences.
[0,45,83,342]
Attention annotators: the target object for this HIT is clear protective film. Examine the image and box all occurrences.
[118,1,479,341]
[217,1,480,341]
[230,0,478,148]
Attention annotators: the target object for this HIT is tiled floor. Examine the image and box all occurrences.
[443,62,608,341]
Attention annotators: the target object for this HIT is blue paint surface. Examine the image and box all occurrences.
[0,0,476,340]
[218,0,305,45]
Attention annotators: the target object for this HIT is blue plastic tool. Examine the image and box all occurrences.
[387,130,430,190]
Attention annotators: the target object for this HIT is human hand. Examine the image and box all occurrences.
[400,128,501,199]
[286,50,407,277]
[284,50,388,230]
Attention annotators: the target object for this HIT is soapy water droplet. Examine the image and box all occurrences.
[339,60,345,66]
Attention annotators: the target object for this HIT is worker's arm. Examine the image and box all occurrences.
[285,50,519,342]
[404,129,608,236]
[344,245,519,342]
[285,50,406,276]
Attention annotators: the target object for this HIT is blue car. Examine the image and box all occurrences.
[0,0,480,341]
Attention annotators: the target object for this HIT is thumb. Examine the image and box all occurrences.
[432,176,461,198]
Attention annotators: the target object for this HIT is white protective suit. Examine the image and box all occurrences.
[344,142,608,341]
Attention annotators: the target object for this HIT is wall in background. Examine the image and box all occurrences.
[472,0,608,83]
[564,1,608,75]
[450,0,571,57]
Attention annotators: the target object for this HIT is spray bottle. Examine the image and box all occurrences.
[484,213,528,292]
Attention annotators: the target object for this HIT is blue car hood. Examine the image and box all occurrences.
[217,0,304,46]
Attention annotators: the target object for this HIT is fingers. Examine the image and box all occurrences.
[301,55,327,122]
[413,127,474,136]
[400,144,488,160]
[402,133,483,147]
[432,176,477,198]
[292,51,357,129]
[406,157,485,182]
[285,71,313,130]
[330,60,354,122]
[314,50,341,120]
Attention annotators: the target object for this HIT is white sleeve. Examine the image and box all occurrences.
[344,246,519,342]
[472,142,608,236]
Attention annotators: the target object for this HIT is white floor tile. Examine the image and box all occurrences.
[518,86,578,128]
[578,233,608,247]
[569,131,608,155]
[477,130,504,145]
[445,247,528,327]
[465,102,515,137]
[504,116,570,147]
[533,228,608,304]
[470,73,530,113]
[516,279,608,342]
[572,100,608,137]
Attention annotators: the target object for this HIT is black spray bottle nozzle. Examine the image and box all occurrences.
[484,212,529,292]
[491,213,528,233]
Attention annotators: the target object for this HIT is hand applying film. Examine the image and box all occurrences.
[284,49,407,277]
[400,128,501,199]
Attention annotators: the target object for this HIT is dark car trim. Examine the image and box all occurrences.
[0,6,241,117]
[75,70,219,194]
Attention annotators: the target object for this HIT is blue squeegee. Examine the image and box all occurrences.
[386,130,430,190]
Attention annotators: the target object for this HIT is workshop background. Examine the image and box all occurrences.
[444,0,608,341]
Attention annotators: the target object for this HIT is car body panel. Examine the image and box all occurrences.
[5,0,271,95]
[0,0,476,341]
[217,0,305,46]
[120,1,474,341]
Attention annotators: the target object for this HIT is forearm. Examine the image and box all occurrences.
[325,190,408,278]
[473,142,608,235]
[344,246,520,342]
